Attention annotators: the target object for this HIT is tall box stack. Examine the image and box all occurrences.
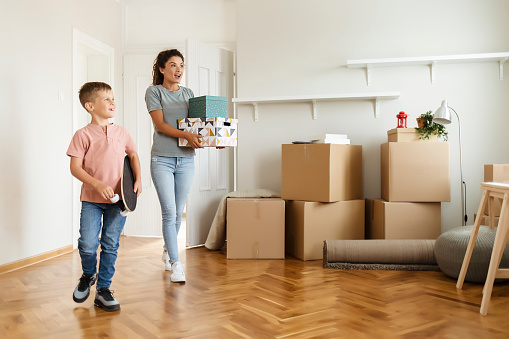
[365,129,450,240]
[178,95,238,147]
[282,140,365,261]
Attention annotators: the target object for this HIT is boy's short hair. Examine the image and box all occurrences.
[78,82,112,110]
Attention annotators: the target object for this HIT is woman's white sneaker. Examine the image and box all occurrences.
[162,250,172,271]
[170,262,186,283]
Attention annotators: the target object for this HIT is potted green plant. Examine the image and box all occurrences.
[415,110,448,141]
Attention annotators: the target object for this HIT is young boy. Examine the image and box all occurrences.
[67,82,142,312]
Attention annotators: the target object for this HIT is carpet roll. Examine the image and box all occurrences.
[324,239,437,265]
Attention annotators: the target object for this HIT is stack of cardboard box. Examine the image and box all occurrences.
[365,128,450,239]
[178,96,238,147]
[282,143,365,260]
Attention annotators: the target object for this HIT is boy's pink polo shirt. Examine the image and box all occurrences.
[67,123,137,204]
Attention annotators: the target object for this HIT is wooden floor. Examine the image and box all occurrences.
[1,236,509,339]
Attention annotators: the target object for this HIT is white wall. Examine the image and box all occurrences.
[0,0,123,266]
[123,0,236,50]
[236,0,509,232]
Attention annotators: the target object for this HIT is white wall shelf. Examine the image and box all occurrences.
[347,52,509,85]
[232,92,400,120]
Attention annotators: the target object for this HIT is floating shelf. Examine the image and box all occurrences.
[347,52,509,85]
[232,92,400,120]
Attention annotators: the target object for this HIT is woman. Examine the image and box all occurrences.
[145,49,203,283]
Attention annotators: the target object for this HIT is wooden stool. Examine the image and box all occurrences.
[456,182,509,316]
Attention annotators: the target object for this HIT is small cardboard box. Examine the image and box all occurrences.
[178,117,237,147]
[381,142,450,202]
[189,95,227,118]
[387,128,437,142]
[281,144,362,202]
[365,198,441,239]
[285,200,365,261]
[483,164,509,216]
[227,198,285,259]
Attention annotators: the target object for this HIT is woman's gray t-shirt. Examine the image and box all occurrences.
[145,85,195,157]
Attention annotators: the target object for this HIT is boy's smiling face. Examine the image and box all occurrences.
[87,90,116,122]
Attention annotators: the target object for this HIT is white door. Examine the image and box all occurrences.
[185,38,235,246]
[122,53,165,237]
[72,29,114,248]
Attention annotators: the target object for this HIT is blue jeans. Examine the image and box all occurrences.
[78,202,126,289]
[151,156,195,263]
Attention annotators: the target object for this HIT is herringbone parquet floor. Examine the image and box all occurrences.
[1,236,509,338]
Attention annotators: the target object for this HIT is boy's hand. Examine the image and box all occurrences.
[134,180,142,197]
[94,182,115,201]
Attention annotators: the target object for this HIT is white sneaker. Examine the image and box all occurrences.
[170,262,186,283]
[162,250,172,271]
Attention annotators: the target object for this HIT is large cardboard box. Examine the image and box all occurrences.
[365,198,441,239]
[381,142,450,202]
[178,117,237,147]
[285,200,365,261]
[483,164,509,216]
[281,144,362,202]
[227,198,285,259]
[387,128,437,142]
[189,95,227,118]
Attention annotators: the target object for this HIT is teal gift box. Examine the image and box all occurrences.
[189,95,227,118]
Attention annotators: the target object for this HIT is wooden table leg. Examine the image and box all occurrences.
[457,189,488,289]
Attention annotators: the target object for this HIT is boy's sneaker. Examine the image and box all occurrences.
[73,273,97,303]
[94,288,120,312]
[170,261,186,283]
[162,250,172,271]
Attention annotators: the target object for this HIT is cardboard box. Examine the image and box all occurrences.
[178,117,237,147]
[281,144,362,202]
[483,164,509,216]
[189,95,227,118]
[387,128,437,142]
[365,199,441,239]
[381,142,450,202]
[227,198,285,259]
[285,200,365,261]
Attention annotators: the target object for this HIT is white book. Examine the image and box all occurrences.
[320,134,348,140]
[313,138,351,145]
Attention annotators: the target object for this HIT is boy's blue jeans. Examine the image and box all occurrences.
[78,202,126,289]
[150,156,195,263]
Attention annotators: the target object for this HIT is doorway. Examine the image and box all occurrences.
[122,40,234,248]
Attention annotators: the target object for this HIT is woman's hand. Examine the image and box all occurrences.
[184,131,204,149]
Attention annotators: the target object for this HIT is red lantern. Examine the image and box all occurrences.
[397,111,408,128]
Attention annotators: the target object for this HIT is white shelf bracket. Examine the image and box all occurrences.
[252,103,259,121]
[311,99,318,120]
[374,97,380,118]
[500,58,507,80]
[431,61,437,84]
[366,64,372,86]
